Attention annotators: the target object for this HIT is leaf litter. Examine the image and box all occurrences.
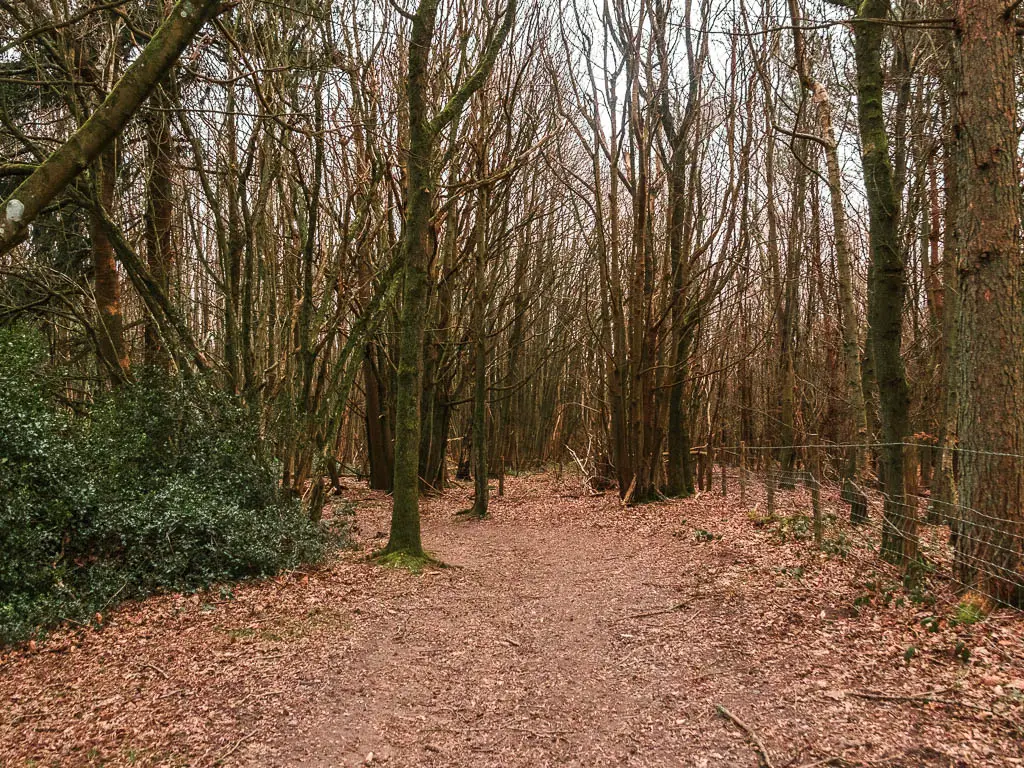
[1,473,1022,767]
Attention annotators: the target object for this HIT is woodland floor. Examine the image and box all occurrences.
[2,473,1024,768]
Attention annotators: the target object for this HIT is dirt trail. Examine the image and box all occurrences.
[2,475,1023,767]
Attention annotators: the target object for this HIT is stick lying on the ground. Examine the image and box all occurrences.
[715,704,776,768]
[202,727,258,768]
[620,600,691,621]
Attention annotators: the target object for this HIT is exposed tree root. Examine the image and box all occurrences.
[454,507,488,520]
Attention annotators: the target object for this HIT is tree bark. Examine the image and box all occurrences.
[385,0,516,557]
[91,147,129,382]
[470,168,489,518]
[932,106,960,526]
[787,0,868,469]
[850,0,912,564]
[143,87,175,371]
[363,344,395,492]
[952,0,1024,605]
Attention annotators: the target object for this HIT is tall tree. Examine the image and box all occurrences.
[952,0,1024,605]
[845,0,913,564]
[90,146,129,382]
[384,0,517,559]
[142,85,176,371]
[786,0,868,478]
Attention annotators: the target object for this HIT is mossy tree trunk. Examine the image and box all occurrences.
[387,15,434,554]
[142,0,177,372]
[385,0,516,557]
[142,85,176,372]
[849,0,912,564]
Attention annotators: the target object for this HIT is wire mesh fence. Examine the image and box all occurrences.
[713,441,1024,614]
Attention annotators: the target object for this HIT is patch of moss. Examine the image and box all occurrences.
[372,550,445,573]
[951,597,988,626]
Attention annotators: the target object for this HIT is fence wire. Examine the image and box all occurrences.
[713,442,1024,616]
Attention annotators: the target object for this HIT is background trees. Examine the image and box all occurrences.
[1,0,1022,602]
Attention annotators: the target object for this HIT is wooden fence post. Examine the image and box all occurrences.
[902,443,919,565]
[811,448,822,547]
[766,456,776,518]
[740,441,747,504]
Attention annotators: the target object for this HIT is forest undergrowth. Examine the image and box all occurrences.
[0,327,337,645]
[1,473,1022,767]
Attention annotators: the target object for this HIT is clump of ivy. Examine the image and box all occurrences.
[953,640,972,663]
[0,326,337,645]
[821,531,852,558]
[852,574,902,610]
[746,507,774,528]
[848,563,937,615]
[778,565,805,580]
[902,558,937,606]
[772,513,812,543]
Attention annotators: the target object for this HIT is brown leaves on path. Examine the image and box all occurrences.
[1,473,1022,767]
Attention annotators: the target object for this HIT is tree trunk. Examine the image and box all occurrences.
[932,108,960,526]
[470,173,489,518]
[385,0,515,557]
[91,147,129,383]
[787,0,868,470]
[143,88,175,371]
[851,0,912,564]
[952,0,1024,605]
[363,344,395,491]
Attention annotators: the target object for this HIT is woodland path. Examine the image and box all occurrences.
[2,474,1023,767]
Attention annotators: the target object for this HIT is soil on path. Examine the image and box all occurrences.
[2,474,1023,767]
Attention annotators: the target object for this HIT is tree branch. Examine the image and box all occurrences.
[0,0,223,254]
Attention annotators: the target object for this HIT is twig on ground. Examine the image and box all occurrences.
[716,704,777,768]
[144,662,169,679]
[508,725,569,738]
[237,689,285,707]
[203,727,258,767]
[7,710,46,727]
[620,600,690,621]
